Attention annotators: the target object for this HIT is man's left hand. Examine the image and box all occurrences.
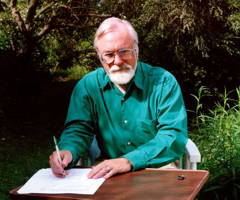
[87,158,132,179]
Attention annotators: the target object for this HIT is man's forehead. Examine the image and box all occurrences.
[97,31,133,51]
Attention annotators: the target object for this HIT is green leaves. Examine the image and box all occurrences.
[0,28,9,50]
[101,0,240,93]
[190,87,240,199]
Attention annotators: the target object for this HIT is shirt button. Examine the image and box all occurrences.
[123,120,128,124]
[127,141,131,145]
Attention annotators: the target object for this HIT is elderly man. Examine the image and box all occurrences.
[49,17,187,179]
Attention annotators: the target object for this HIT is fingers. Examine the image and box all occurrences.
[61,152,72,168]
[87,158,132,179]
[49,150,72,178]
[49,153,64,177]
[89,164,113,179]
[49,152,65,177]
[103,167,114,179]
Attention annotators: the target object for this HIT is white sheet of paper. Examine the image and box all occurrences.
[17,168,105,195]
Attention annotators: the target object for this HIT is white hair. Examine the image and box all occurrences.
[94,17,139,56]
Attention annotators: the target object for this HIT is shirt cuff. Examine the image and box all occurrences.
[122,149,149,171]
[59,146,80,168]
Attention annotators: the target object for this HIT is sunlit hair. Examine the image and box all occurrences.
[94,17,139,57]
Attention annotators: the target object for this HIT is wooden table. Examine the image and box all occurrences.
[10,169,209,200]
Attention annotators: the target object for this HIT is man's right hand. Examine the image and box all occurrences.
[49,150,72,178]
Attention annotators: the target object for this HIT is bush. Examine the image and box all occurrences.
[0,29,9,50]
[49,65,89,81]
[101,0,240,94]
[189,87,240,200]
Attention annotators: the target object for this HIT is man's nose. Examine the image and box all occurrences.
[113,54,124,65]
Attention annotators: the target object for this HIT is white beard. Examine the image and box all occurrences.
[108,63,136,85]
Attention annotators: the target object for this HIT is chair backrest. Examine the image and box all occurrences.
[184,138,201,170]
[84,137,201,170]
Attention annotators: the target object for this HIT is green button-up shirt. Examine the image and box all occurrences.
[59,61,188,170]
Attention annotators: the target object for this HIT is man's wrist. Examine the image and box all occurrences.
[121,158,133,171]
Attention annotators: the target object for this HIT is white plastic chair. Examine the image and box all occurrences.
[80,138,201,170]
[184,138,201,170]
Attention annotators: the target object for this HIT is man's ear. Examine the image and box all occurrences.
[95,49,101,60]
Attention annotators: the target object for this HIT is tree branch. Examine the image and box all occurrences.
[36,24,51,39]
[60,5,96,11]
[36,2,54,18]
[56,24,97,29]
[0,1,7,11]
[9,39,17,52]
[75,13,111,18]
[25,0,39,30]
[9,0,17,8]
[35,15,56,39]
[59,4,111,18]
[8,0,28,34]
[36,19,96,39]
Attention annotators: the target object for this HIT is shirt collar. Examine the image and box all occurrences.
[133,62,144,90]
[100,71,111,89]
[99,62,144,90]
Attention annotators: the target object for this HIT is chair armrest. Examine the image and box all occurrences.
[185,138,201,170]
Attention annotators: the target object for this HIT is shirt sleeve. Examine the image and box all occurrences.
[58,79,95,167]
[123,75,188,170]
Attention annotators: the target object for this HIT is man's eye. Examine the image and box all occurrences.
[104,53,114,58]
[119,50,130,56]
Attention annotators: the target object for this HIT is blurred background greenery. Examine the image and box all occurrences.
[0,0,240,199]
[190,87,240,199]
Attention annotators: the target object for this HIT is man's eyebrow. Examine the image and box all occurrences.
[102,51,114,55]
[104,48,131,52]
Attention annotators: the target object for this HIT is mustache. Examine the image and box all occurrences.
[109,64,132,73]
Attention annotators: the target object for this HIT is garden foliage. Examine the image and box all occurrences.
[0,0,108,71]
[0,1,240,199]
[190,87,240,199]
[100,0,240,93]
[0,0,239,93]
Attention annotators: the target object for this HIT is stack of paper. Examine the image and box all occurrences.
[18,168,105,195]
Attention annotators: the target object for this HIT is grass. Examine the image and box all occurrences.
[0,64,89,199]
[0,126,52,200]
[0,122,57,199]
[0,79,76,200]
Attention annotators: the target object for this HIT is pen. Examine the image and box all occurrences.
[53,136,64,170]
